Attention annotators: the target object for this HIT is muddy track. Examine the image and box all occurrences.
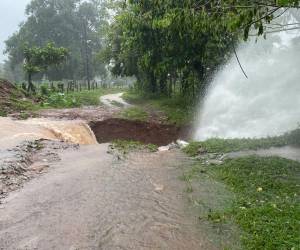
[0,145,216,250]
[0,93,216,249]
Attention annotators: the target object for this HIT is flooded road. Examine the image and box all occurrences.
[0,145,215,250]
[0,93,216,249]
[0,117,97,149]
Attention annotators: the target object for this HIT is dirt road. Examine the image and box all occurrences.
[100,92,131,108]
[0,144,215,250]
[0,93,216,249]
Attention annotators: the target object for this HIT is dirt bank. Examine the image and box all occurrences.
[0,79,28,115]
[90,118,190,146]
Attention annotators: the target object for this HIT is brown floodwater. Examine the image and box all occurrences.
[0,117,97,149]
[0,144,217,250]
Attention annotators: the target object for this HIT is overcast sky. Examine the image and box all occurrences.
[0,0,31,63]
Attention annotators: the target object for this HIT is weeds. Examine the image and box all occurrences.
[120,107,149,121]
[111,140,158,154]
[123,91,194,125]
[184,130,300,156]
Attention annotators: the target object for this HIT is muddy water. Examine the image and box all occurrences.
[0,117,97,149]
[226,146,300,162]
[0,145,216,250]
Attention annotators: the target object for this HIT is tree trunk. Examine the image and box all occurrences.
[27,73,35,93]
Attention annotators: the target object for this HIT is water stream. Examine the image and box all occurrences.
[0,117,97,149]
[195,19,300,140]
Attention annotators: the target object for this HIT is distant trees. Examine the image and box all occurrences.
[5,0,110,83]
[23,43,68,92]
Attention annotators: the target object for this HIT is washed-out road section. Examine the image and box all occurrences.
[0,144,216,250]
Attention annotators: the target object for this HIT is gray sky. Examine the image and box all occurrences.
[0,0,31,63]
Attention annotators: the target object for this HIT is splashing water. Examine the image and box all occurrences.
[195,26,300,140]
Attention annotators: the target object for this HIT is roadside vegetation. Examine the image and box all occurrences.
[184,128,300,156]
[120,107,149,122]
[182,156,300,250]
[123,90,194,126]
[0,78,124,117]
[182,133,300,249]
[111,140,158,154]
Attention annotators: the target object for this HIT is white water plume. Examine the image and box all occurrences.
[195,17,300,140]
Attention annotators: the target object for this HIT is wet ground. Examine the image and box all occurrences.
[0,145,216,250]
[0,92,299,249]
[0,93,215,249]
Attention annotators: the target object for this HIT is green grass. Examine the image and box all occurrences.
[184,129,300,156]
[1,87,123,115]
[123,91,194,125]
[111,139,158,154]
[182,156,300,249]
[120,107,149,121]
[41,88,120,108]
[213,156,300,249]
[182,135,300,249]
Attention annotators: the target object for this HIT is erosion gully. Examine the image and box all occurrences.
[0,93,217,250]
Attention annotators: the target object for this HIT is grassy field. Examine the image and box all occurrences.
[123,90,194,126]
[111,140,158,154]
[182,137,300,249]
[119,107,149,121]
[40,88,122,108]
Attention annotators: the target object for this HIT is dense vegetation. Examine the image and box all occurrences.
[4,0,111,85]
[104,0,300,104]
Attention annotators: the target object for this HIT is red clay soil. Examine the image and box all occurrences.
[90,118,191,146]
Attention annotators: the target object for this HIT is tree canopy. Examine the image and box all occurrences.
[102,0,299,101]
[5,0,110,83]
[23,42,68,92]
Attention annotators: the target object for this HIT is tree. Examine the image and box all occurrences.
[104,1,235,100]
[5,0,110,82]
[191,1,300,40]
[23,43,68,92]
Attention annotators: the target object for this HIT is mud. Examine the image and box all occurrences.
[0,145,216,250]
[0,79,34,115]
[90,118,190,146]
[0,117,97,149]
[0,139,78,201]
[36,105,118,122]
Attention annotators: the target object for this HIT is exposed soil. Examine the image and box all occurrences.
[0,79,26,114]
[36,105,118,122]
[90,118,191,146]
[0,145,216,250]
[0,139,78,201]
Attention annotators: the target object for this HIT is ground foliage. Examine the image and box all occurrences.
[184,128,300,156]
[183,155,300,249]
